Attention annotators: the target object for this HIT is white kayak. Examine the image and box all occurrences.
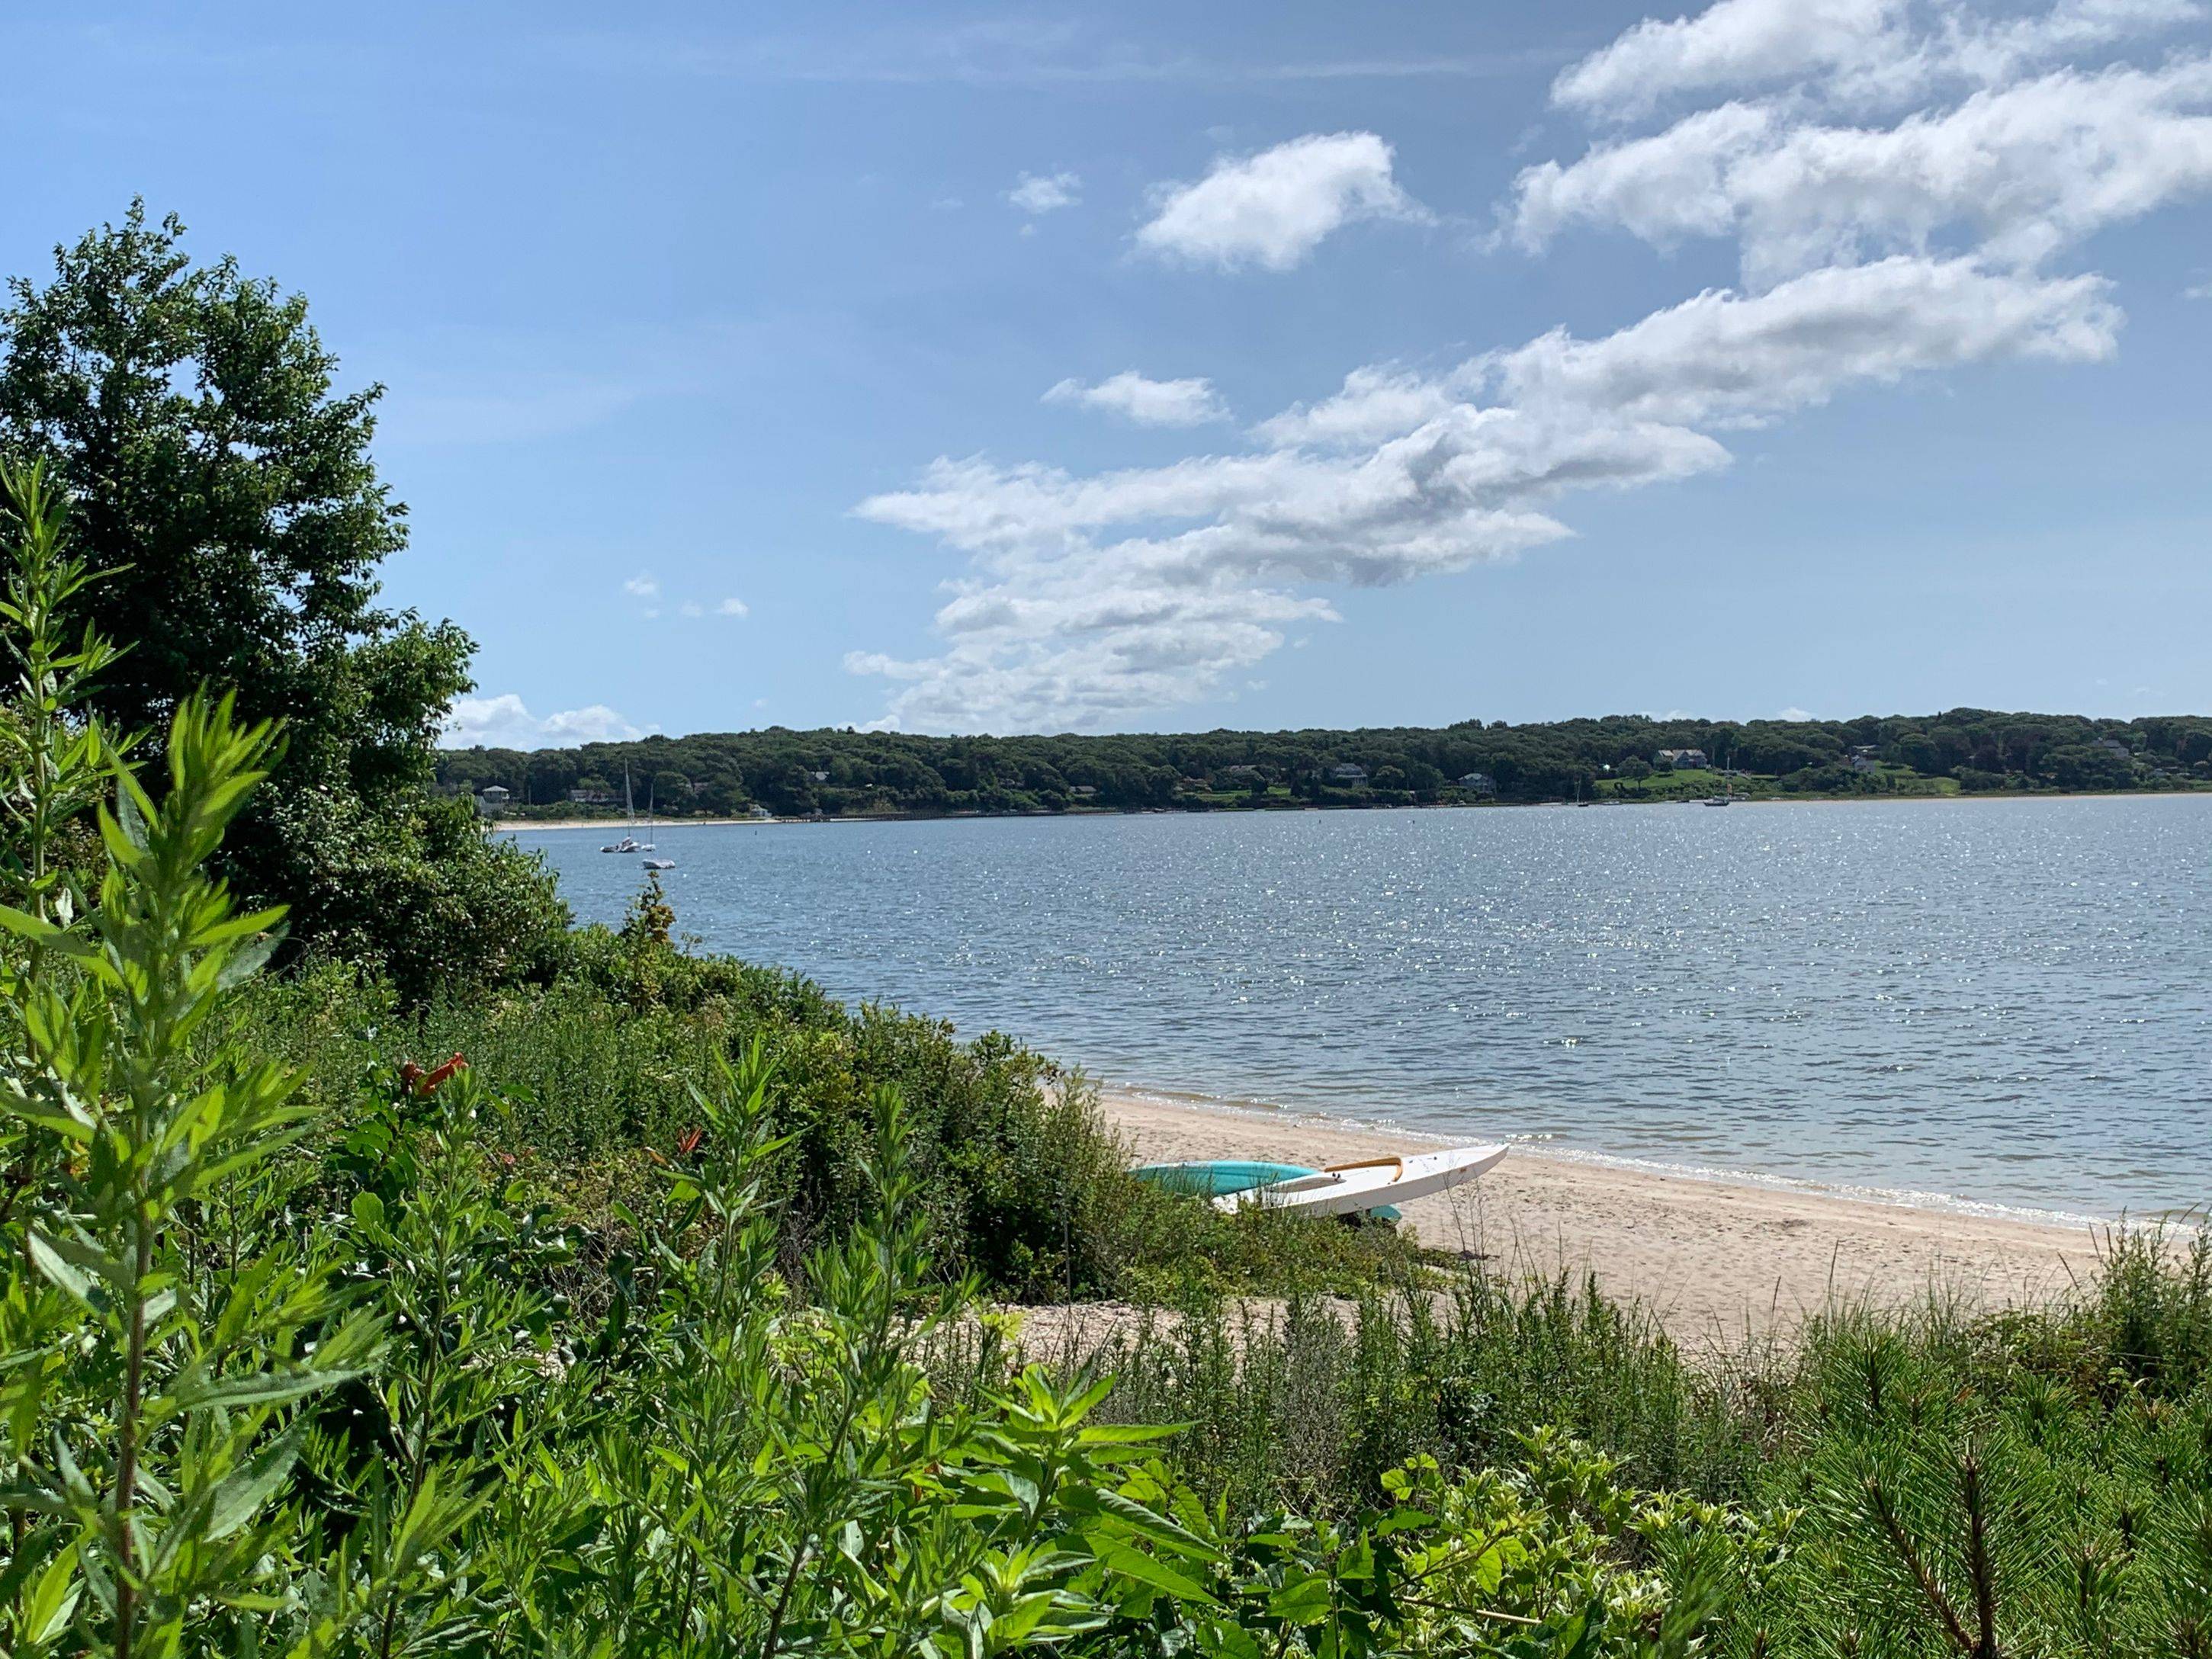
[1213,1144,1509,1218]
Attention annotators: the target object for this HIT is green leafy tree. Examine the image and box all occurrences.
[0,204,564,998]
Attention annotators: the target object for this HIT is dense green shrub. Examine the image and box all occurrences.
[1060,1234,2212,1654]
[1074,1273,1770,1519]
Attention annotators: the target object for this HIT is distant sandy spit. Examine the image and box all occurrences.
[489,817,782,833]
[1099,1090,2107,1346]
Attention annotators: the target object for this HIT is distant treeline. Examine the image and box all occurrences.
[437,708,2212,819]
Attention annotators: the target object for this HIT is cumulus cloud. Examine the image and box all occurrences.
[1549,0,2203,120]
[1135,132,1428,270]
[850,254,2112,731]
[717,595,750,616]
[1044,371,1229,426]
[1485,257,2121,425]
[445,695,649,749]
[623,573,660,598]
[1514,58,2212,284]
[1007,170,1080,213]
[1250,366,1465,448]
[1552,0,1915,120]
[846,0,2207,732]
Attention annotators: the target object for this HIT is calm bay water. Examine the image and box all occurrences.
[514,797,2212,1221]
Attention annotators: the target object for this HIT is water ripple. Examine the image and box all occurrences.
[518,795,2212,1220]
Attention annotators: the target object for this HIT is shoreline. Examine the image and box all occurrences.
[490,788,2209,834]
[1106,1084,2120,1231]
[1099,1089,2109,1342]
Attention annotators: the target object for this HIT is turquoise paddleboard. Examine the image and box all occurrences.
[1130,1160,1320,1198]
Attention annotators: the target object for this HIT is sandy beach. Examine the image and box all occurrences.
[1101,1090,2107,1344]
[490,816,784,833]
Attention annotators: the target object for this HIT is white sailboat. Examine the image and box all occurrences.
[601,764,645,852]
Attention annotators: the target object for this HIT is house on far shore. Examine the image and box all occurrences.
[1329,763,1369,784]
[1654,748,1710,769]
[1070,784,1098,798]
[567,787,614,805]
[1847,746,1882,774]
[2092,736,2132,759]
[748,804,774,820]
[808,769,830,784]
[475,785,510,817]
[1456,771,1496,795]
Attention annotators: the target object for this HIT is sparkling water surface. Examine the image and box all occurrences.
[514,797,2212,1221]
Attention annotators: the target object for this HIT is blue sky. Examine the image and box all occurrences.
[7,1,2210,742]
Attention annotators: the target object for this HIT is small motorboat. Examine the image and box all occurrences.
[641,857,675,871]
[602,836,642,853]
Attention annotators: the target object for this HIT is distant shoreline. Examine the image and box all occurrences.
[490,788,2207,834]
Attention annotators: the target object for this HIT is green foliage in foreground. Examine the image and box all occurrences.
[0,678,1733,1654]
[1038,1229,2212,1656]
[5,469,2212,1654]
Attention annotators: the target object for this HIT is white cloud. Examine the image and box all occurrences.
[846,0,2208,733]
[676,594,750,619]
[1007,170,1080,213]
[445,695,649,749]
[1135,132,1429,271]
[1549,0,2204,121]
[1510,102,1781,252]
[1944,0,2204,89]
[624,573,660,598]
[1515,58,2212,284]
[1486,257,2121,426]
[1044,371,1229,426]
[851,254,2109,731]
[1552,0,1913,120]
[1250,365,1463,448]
[1777,706,1818,720]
